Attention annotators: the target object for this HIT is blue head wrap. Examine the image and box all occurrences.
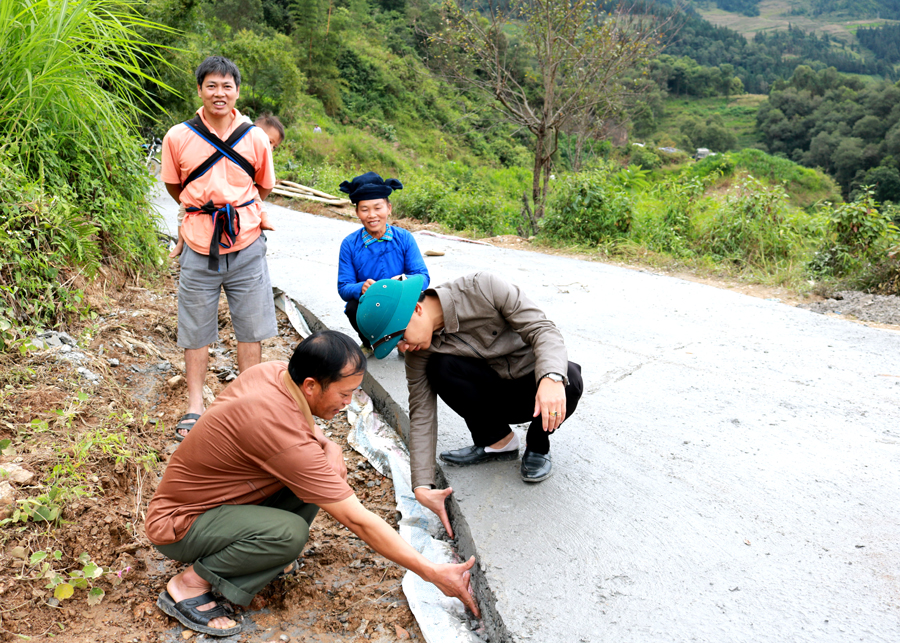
[339,171,403,204]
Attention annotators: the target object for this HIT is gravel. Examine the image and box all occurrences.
[798,290,900,326]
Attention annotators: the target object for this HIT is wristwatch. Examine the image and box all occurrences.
[542,372,565,383]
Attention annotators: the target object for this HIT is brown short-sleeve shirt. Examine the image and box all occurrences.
[145,361,353,545]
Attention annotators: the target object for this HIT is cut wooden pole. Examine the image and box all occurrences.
[270,187,350,206]
[279,180,342,201]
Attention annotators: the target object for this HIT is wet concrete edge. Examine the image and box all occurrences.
[288,298,511,643]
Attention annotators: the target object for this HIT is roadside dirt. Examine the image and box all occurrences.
[0,265,423,643]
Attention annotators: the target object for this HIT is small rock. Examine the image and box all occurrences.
[28,338,47,350]
[182,630,195,639]
[395,625,410,640]
[424,249,445,256]
[76,367,101,382]
[0,481,16,505]
[59,344,72,353]
[108,358,120,367]
[167,375,185,388]
[249,595,267,610]
[38,332,62,348]
[57,332,77,346]
[1,463,34,485]
[47,597,59,607]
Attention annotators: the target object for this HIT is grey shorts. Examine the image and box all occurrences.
[177,235,278,349]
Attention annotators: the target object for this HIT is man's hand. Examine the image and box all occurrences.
[322,440,347,480]
[427,556,481,618]
[360,279,376,296]
[414,486,454,538]
[168,235,184,259]
[534,378,566,431]
[319,495,480,618]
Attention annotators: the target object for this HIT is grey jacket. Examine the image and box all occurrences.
[405,272,569,489]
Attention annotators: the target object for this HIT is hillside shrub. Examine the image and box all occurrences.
[701,177,812,269]
[685,154,735,181]
[629,145,662,170]
[810,188,900,276]
[639,175,709,255]
[732,148,840,206]
[541,171,634,244]
[393,172,517,236]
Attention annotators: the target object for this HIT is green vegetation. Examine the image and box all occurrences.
[666,13,896,91]
[645,95,765,151]
[3,0,900,361]
[810,0,900,20]
[0,0,170,347]
[654,94,765,152]
[756,65,900,199]
[7,542,132,609]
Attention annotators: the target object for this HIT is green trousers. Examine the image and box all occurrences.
[155,487,318,606]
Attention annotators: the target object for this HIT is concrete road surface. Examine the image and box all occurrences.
[154,187,900,643]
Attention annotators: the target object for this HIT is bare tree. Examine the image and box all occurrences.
[429,0,671,234]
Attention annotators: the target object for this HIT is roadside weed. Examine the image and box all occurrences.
[8,547,131,606]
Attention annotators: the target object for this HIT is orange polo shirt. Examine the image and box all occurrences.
[161,107,276,255]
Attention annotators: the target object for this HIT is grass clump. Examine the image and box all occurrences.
[0,0,170,350]
[700,177,820,272]
[541,169,635,244]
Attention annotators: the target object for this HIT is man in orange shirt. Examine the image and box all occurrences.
[147,331,479,637]
[161,56,278,440]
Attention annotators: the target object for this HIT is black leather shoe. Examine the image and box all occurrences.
[521,450,552,482]
[440,445,519,466]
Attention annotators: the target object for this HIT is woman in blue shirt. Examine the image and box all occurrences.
[338,172,430,349]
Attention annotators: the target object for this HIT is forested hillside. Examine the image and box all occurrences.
[756,65,900,200]
[665,13,895,92]
[858,24,900,64]
[810,0,900,19]
[141,0,532,169]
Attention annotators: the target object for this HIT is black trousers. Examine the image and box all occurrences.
[344,299,370,348]
[426,354,583,454]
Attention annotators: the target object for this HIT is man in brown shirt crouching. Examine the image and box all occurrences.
[146,330,479,637]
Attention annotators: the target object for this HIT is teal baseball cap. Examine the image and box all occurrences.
[356,275,425,359]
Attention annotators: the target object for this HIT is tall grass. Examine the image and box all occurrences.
[1,0,172,151]
[0,0,172,347]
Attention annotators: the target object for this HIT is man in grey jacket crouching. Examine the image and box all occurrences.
[356,272,583,537]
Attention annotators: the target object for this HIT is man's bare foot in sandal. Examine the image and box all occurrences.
[161,566,238,634]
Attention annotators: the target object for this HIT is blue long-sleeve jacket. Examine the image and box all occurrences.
[337,225,430,303]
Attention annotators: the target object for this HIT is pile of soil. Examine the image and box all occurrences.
[0,265,423,643]
[797,290,900,327]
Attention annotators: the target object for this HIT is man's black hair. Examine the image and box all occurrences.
[288,330,366,389]
[195,56,241,88]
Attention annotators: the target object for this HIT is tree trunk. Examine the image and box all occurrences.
[527,130,545,235]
